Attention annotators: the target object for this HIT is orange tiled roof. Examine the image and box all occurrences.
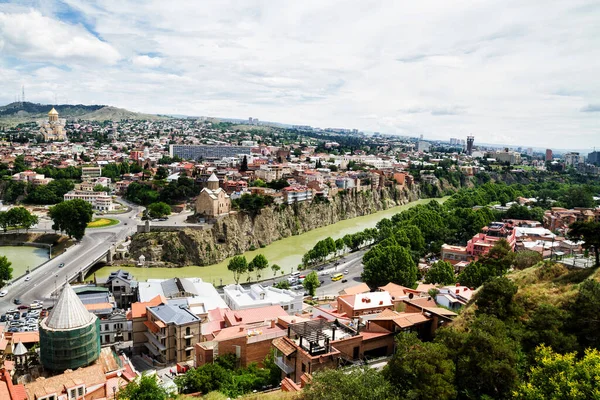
[131,295,167,319]
[85,302,113,311]
[272,337,297,357]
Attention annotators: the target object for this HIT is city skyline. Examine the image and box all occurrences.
[1,1,599,148]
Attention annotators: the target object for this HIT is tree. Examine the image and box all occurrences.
[569,279,600,350]
[0,256,13,288]
[147,202,171,219]
[383,332,456,400]
[93,184,110,193]
[514,345,600,400]
[270,264,281,277]
[48,199,93,240]
[425,261,455,285]
[155,166,169,180]
[513,250,543,270]
[118,374,173,400]
[569,221,600,267]
[362,245,417,288]
[240,155,248,172]
[304,367,397,400]
[523,304,578,355]
[227,255,248,284]
[303,271,320,296]
[475,276,521,320]
[248,254,268,280]
[274,280,290,289]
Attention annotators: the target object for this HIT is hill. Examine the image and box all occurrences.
[0,102,168,126]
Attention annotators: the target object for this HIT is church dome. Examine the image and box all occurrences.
[207,172,219,182]
[45,283,95,329]
[48,107,59,116]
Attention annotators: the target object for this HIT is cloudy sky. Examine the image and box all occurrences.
[0,0,599,148]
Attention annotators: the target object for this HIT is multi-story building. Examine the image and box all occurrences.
[588,150,600,165]
[493,150,521,165]
[81,166,103,179]
[223,284,304,314]
[104,269,138,309]
[282,185,313,204]
[170,144,252,161]
[441,244,471,266]
[12,170,53,185]
[64,190,115,211]
[466,222,517,258]
[544,207,600,234]
[545,149,553,162]
[564,152,584,167]
[142,304,201,364]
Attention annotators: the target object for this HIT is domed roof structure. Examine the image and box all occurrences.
[45,282,95,329]
[207,172,219,182]
[48,107,59,116]
[13,340,27,356]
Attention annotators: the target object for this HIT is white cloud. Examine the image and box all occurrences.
[131,55,162,68]
[0,1,599,148]
[0,9,120,65]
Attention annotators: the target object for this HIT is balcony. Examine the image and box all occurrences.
[144,331,166,351]
[274,356,295,375]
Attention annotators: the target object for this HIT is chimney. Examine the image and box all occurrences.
[270,319,276,329]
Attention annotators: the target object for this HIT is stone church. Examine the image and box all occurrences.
[195,172,231,218]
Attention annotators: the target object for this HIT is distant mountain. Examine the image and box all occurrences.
[0,102,168,126]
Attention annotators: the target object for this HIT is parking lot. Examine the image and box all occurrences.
[0,300,48,333]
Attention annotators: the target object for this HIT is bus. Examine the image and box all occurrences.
[331,273,343,281]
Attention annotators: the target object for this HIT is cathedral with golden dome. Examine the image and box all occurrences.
[40,107,66,141]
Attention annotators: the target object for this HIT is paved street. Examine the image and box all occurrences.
[0,200,143,315]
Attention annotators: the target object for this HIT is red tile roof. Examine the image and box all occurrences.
[223,305,287,327]
[131,295,167,319]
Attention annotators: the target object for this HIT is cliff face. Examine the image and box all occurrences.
[129,186,419,266]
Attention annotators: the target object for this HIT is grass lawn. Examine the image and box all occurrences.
[87,218,120,228]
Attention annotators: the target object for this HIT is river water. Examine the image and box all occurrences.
[1,246,49,279]
[90,197,448,285]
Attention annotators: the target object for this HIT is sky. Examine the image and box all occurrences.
[0,0,599,149]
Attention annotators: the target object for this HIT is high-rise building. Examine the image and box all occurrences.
[545,149,553,162]
[587,151,600,165]
[466,136,475,155]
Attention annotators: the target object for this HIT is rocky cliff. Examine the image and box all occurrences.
[129,186,419,266]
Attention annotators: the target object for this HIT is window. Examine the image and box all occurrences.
[186,327,191,335]
[186,349,192,358]
[78,387,84,396]
[105,324,109,331]
[105,335,110,343]
[301,363,306,373]
[185,338,191,347]
[70,388,76,398]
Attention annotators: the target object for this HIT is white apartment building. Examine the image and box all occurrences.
[64,190,115,211]
[223,284,304,314]
[81,166,103,179]
[283,186,313,204]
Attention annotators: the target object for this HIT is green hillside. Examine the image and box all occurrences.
[0,102,168,126]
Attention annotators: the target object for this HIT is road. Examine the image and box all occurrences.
[0,200,143,315]
[270,249,368,297]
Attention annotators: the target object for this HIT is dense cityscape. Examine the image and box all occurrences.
[1,1,600,400]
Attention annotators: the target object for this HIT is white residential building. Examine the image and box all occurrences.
[223,284,304,314]
[64,190,115,211]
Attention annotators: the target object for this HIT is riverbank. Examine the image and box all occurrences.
[0,232,72,257]
[89,196,448,284]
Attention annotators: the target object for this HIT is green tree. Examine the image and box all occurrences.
[425,260,455,285]
[48,199,94,240]
[248,254,268,280]
[569,279,600,350]
[270,263,281,277]
[227,255,248,284]
[155,166,169,180]
[0,256,13,288]
[514,345,600,400]
[383,332,456,400]
[147,202,171,219]
[523,304,578,355]
[303,271,320,296]
[93,184,110,193]
[118,374,173,400]
[513,250,543,270]
[362,244,417,288]
[304,367,397,400]
[475,276,521,320]
[569,221,600,267]
[274,280,290,290]
[240,155,248,172]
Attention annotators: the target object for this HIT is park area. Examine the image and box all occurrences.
[87,218,120,228]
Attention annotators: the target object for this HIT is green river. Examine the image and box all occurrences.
[1,246,49,278]
[90,197,448,285]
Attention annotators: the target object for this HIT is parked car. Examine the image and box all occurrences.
[344,269,349,274]
[0,315,6,322]
[13,298,22,305]
[341,279,348,283]
[0,290,7,297]
[21,312,27,318]
[25,276,31,282]
[17,305,29,310]
[58,263,65,268]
